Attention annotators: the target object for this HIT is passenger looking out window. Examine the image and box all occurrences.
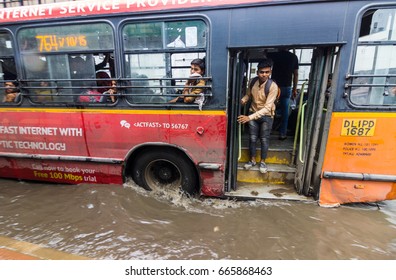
[78,72,117,103]
[96,71,112,94]
[100,80,117,103]
[2,81,20,102]
[169,58,206,104]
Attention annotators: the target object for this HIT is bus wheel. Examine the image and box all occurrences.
[131,150,199,196]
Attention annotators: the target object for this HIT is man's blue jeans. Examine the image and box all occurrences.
[278,86,292,136]
[248,116,274,161]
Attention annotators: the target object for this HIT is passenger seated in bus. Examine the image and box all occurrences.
[95,71,117,102]
[96,71,112,93]
[76,72,116,103]
[78,88,102,103]
[34,81,53,102]
[69,55,97,102]
[100,80,117,103]
[2,81,20,102]
[169,58,206,104]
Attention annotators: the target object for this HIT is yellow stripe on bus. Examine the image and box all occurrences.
[0,108,226,116]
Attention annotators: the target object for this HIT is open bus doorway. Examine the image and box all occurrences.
[243,48,311,139]
[226,46,339,202]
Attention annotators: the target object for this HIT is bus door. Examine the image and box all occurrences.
[226,50,247,192]
[294,46,339,197]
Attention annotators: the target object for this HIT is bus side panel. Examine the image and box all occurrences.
[0,110,228,193]
[0,110,87,156]
[319,112,396,206]
[81,111,227,163]
[0,110,124,184]
[81,111,228,196]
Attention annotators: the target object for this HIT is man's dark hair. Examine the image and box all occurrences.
[257,58,273,70]
[191,58,205,72]
[6,81,18,86]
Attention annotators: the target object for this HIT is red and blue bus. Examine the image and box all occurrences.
[1,0,395,207]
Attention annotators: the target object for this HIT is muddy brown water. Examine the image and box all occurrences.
[0,178,395,260]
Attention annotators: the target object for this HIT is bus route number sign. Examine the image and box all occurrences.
[341,119,376,136]
[36,35,87,52]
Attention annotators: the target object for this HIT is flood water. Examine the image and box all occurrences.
[0,178,395,260]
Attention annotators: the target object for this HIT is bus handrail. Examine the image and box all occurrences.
[346,73,396,78]
[238,122,242,161]
[14,77,213,101]
[291,80,307,165]
[345,83,396,88]
[299,102,307,164]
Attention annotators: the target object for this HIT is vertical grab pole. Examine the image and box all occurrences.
[238,122,242,160]
[238,102,248,161]
[299,103,307,164]
[291,80,307,164]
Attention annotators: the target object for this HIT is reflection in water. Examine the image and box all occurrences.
[0,178,395,260]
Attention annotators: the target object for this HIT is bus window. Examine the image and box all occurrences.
[17,23,114,104]
[0,32,13,59]
[1,31,18,104]
[165,21,207,49]
[294,48,313,91]
[124,53,163,103]
[122,20,207,104]
[350,8,396,106]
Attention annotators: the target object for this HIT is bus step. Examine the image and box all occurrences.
[225,182,313,202]
[237,163,295,185]
[238,148,293,165]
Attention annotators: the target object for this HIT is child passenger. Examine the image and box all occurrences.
[169,58,206,103]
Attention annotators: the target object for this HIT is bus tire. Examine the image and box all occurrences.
[131,150,199,196]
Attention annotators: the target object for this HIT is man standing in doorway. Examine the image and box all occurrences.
[238,58,278,174]
[268,48,299,140]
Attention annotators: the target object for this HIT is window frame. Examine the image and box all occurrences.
[0,29,20,105]
[16,20,116,106]
[120,17,210,106]
[348,6,396,108]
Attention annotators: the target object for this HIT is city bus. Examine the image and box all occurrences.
[1,0,395,207]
